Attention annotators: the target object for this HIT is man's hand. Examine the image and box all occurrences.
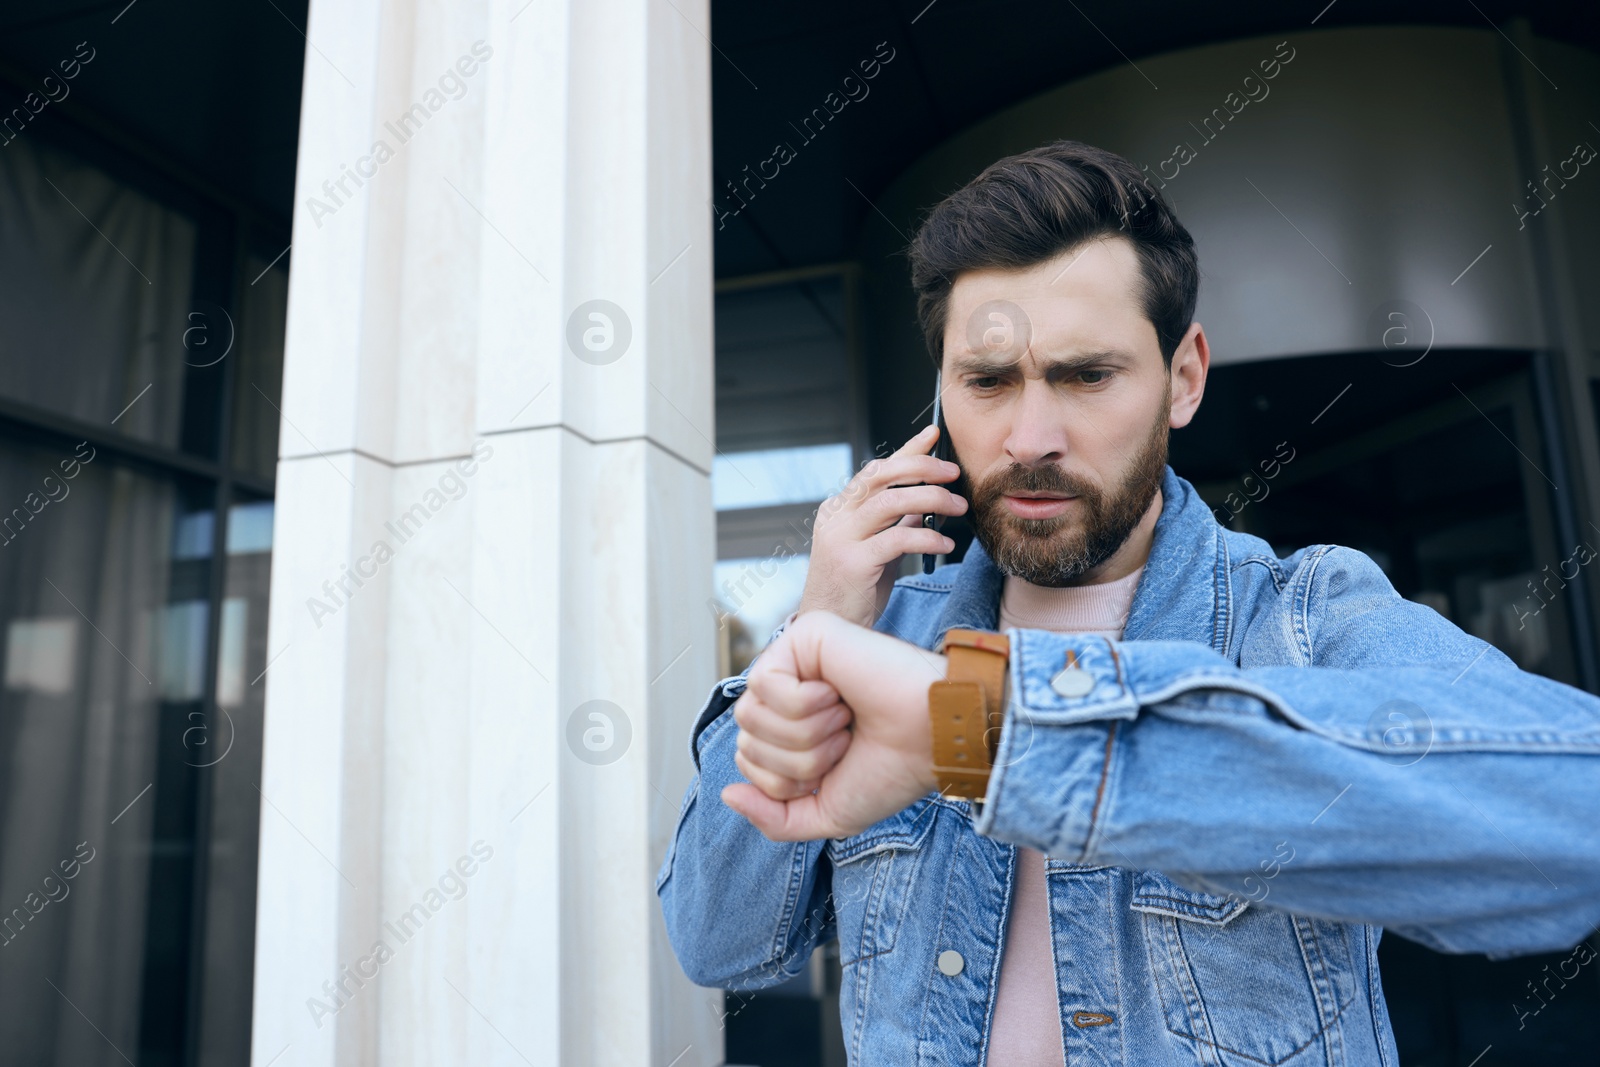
[794,426,965,629]
[730,678,852,802]
[721,611,948,841]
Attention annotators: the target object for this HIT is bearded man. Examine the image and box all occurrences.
[657,140,1600,1067]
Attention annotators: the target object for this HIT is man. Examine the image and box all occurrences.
[656,140,1600,1067]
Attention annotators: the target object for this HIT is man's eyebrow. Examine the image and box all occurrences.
[948,350,1135,375]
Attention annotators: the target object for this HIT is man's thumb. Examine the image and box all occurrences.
[721,783,783,833]
[721,783,826,842]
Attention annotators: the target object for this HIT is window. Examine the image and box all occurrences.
[711,270,865,680]
[713,442,853,511]
[0,107,287,1065]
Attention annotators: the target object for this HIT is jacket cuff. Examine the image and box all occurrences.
[969,630,1139,858]
[970,629,1267,857]
[688,676,746,772]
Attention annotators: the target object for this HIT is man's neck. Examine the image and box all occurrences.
[1054,486,1164,587]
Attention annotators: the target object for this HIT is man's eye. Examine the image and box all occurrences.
[969,377,1001,390]
[1078,369,1111,385]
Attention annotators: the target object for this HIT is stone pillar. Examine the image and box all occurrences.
[251,0,721,1063]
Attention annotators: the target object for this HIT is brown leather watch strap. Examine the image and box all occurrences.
[928,681,992,795]
[928,628,1010,799]
[944,629,1009,732]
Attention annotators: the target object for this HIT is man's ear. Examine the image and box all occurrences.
[1168,322,1209,430]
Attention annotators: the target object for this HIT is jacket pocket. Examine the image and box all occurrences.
[1132,870,1355,1066]
[825,798,937,966]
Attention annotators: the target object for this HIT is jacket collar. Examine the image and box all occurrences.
[932,465,1229,653]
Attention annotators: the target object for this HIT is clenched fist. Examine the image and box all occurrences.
[722,611,949,841]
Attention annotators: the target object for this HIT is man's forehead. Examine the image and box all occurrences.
[949,236,1142,304]
[944,246,1146,358]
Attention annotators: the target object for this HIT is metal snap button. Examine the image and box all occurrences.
[937,949,964,976]
[1050,649,1096,698]
[1050,667,1094,698]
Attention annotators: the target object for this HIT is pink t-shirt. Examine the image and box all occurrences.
[985,564,1144,1067]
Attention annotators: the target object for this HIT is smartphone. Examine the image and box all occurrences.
[923,371,954,574]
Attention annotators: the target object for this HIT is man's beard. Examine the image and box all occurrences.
[956,395,1170,587]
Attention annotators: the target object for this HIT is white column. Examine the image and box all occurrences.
[252,0,722,1063]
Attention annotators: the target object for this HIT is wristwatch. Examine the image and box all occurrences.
[927,628,1010,800]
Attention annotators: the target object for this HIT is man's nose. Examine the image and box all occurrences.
[1003,384,1070,467]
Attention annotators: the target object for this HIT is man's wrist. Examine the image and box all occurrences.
[917,653,948,794]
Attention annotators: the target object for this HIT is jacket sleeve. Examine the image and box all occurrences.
[656,615,835,989]
[970,545,1600,958]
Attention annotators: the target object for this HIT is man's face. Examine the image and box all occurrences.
[940,236,1190,586]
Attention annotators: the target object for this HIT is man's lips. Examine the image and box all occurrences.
[1002,492,1078,519]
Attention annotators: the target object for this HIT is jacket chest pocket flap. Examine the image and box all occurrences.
[1131,870,1357,1067]
[825,800,937,966]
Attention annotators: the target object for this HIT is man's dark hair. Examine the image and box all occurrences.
[907,139,1199,368]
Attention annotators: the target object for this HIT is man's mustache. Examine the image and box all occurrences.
[971,464,1099,501]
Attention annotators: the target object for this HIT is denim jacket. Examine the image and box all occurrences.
[656,465,1600,1067]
